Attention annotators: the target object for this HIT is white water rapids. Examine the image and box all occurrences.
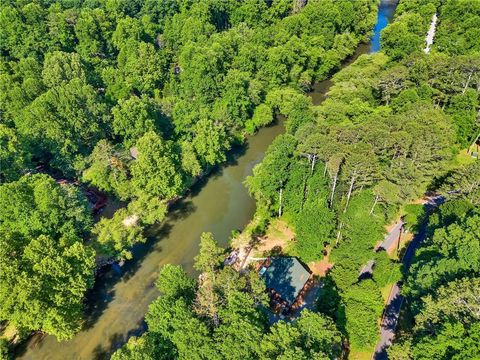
[424,13,438,54]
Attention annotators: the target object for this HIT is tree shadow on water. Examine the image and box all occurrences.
[82,201,197,329]
[92,319,147,360]
[185,141,249,198]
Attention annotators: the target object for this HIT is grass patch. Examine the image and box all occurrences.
[349,349,374,360]
[452,148,476,167]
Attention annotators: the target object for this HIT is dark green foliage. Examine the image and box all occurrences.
[392,205,480,360]
[0,0,379,342]
[247,3,478,355]
[403,204,427,232]
[381,0,436,60]
[114,234,342,360]
[343,280,384,350]
[434,0,480,55]
[0,338,10,360]
[404,208,480,304]
[445,89,479,148]
[0,174,95,340]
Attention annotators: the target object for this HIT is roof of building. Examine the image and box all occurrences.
[262,257,311,305]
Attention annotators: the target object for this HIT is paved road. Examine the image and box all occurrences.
[379,220,404,252]
[373,196,444,359]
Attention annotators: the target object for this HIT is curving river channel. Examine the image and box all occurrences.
[18,2,397,359]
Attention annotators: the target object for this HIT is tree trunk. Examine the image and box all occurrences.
[302,176,308,210]
[323,161,327,176]
[335,222,343,246]
[463,71,473,94]
[369,194,379,215]
[311,155,316,173]
[344,176,355,213]
[329,172,338,207]
[278,187,283,218]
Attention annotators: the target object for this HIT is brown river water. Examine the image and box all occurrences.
[18,21,389,359]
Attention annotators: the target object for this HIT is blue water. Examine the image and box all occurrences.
[370,0,398,53]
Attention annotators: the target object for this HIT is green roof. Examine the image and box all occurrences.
[262,257,310,305]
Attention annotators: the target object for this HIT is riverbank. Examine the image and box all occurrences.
[16,116,286,360]
[17,9,380,360]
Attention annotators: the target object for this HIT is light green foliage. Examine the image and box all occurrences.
[111,333,171,360]
[403,204,427,232]
[112,96,162,148]
[0,174,92,239]
[42,51,85,87]
[246,134,297,212]
[131,131,184,200]
[373,251,401,288]
[342,280,384,351]
[245,103,273,134]
[0,234,95,340]
[112,16,145,50]
[194,232,224,273]
[434,0,480,55]
[394,205,480,360]
[446,89,479,148]
[74,8,113,64]
[331,191,386,288]
[0,0,382,346]
[127,194,168,226]
[260,310,342,359]
[155,264,195,300]
[191,118,230,166]
[93,208,145,260]
[114,234,342,360]
[108,39,167,98]
[404,208,480,304]
[291,166,336,262]
[82,140,132,200]
[18,78,108,175]
[246,4,478,355]
[381,18,424,61]
[180,140,202,177]
[381,0,436,60]
[0,174,95,340]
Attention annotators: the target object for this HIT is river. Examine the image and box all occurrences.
[370,0,398,53]
[17,1,397,359]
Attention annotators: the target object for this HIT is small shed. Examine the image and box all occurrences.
[262,257,311,306]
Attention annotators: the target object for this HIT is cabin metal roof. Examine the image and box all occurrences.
[262,257,310,305]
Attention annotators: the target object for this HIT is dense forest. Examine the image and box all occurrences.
[0,0,379,356]
[245,0,479,357]
[389,188,480,359]
[0,0,479,359]
[106,0,479,359]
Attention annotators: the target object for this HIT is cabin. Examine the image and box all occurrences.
[261,257,313,314]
